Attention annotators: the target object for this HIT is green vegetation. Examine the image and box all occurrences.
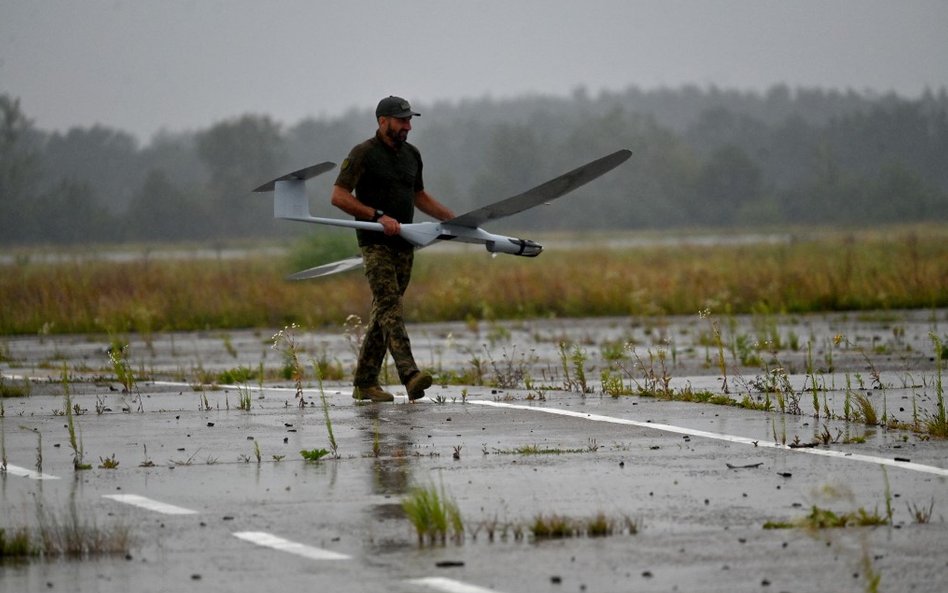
[1,504,131,560]
[64,392,91,471]
[401,483,464,545]
[272,324,305,405]
[300,448,330,462]
[928,333,948,437]
[0,375,31,397]
[2,226,947,335]
[763,505,889,530]
[531,512,638,540]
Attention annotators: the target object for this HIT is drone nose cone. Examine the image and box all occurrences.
[485,237,543,257]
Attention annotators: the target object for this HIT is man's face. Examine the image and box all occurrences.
[380,116,412,147]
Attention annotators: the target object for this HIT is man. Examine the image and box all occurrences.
[330,96,455,403]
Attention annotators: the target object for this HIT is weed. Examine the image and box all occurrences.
[525,511,636,540]
[221,333,238,358]
[586,512,611,537]
[734,333,762,366]
[272,324,305,407]
[313,364,338,458]
[138,445,155,468]
[300,448,330,462]
[107,342,134,394]
[925,333,947,437]
[0,374,31,398]
[64,392,91,471]
[253,440,261,464]
[0,527,35,559]
[532,513,574,539]
[626,348,671,397]
[807,342,820,418]
[98,454,119,469]
[753,366,798,415]
[198,390,211,412]
[486,346,534,389]
[558,342,591,393]
[2,501,132,559]
[21,427,43,474]
[852,391,879,426]
[218,366,256,385]
[907,499,935,524]
[170,449,200,466]
[35,502,132,557]
[402,483,464,544]
[600,339,628,362]
[700,309,730,394]
[236,384,252,412]
[600,368,630,397]
[763,505,888,530]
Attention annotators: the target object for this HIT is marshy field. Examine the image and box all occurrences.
[2,224,948,593]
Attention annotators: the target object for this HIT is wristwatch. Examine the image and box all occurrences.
[371,209,384,222]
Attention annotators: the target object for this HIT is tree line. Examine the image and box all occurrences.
[2,84,947,246]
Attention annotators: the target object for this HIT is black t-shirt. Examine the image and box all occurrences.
[334,132,424,249]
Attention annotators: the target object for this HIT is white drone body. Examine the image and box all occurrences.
[253,150,630,279]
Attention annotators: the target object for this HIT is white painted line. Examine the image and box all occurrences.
[102,494,198,515]
[3,464,60,480]
[233,531,350,560]
[150,380,296,393]
[470,400,948,478]
[409,577,503,593]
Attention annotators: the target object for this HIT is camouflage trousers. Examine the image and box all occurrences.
[353,245,419,387]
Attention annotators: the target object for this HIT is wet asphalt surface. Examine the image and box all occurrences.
[2,310,947,592]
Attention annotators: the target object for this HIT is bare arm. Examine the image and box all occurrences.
[414,189,455,221]
[330,185,400,235]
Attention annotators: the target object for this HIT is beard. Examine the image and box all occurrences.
[384,125,409,148]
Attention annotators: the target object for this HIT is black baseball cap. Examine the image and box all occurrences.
[376,96,420,119]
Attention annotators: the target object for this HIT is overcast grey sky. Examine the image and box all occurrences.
[2,0,947,142]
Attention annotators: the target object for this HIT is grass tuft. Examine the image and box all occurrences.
[401,483,464,545]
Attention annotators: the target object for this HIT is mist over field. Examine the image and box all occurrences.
[2,85,947,246]
[2,2,947,246]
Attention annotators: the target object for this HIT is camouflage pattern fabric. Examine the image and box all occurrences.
[353,244,419,387]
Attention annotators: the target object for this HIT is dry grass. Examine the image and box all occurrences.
[2,225,947,335]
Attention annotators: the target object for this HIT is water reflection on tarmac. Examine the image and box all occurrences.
[1,309,947,592]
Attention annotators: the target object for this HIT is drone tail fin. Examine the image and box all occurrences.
[274,179,309,221]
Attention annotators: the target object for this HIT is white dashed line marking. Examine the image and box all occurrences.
[232,531,350,560]
[470,400,948,477]
[408,577,504,593]
[102,494,198,515]
[3,464,60,480]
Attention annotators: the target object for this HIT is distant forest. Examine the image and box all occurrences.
[2,84,947,246]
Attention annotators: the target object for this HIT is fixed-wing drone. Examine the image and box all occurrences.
[253,149,631,279]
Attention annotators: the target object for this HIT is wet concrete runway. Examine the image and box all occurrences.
[2,311,947,592]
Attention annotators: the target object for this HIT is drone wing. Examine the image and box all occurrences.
[445,149,631,229]
[252,161,336,193]
[285,255,365,280]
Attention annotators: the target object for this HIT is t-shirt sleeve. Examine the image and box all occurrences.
[334,147,365,191]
